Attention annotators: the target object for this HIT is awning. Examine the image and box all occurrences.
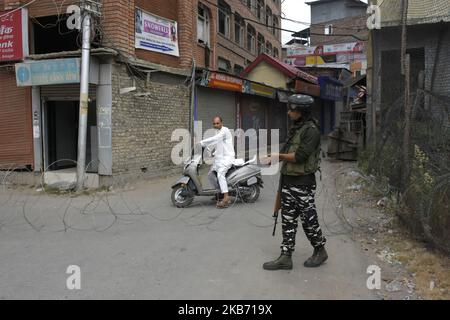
[342,74,366,88]
[198,69,277,99]
[295,80,321,97]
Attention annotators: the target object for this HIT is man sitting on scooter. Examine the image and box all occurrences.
[198,116,235,209]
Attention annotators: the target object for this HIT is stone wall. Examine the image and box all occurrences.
[111,64,190,181]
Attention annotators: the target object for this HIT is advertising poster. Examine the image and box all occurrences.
[0,8,28,62]
[135,8,179,57]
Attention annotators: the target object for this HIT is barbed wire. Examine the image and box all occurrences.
[0,154,392,246]
[365,75,450,253]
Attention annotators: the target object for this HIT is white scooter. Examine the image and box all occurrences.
[171,150,263,208]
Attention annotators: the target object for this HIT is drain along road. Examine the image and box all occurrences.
[0,159,381,299]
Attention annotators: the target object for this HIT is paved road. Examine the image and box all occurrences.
[0,159,378,299]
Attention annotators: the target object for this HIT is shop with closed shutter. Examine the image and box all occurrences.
[0,68,33,170]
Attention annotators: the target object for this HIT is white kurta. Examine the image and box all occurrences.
[200,126,235,193]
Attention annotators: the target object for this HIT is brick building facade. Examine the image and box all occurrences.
[0,0,283,185]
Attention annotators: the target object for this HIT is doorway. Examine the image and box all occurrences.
[43,100,97,172]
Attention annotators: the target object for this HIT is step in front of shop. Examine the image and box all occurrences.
[43,170,99,190]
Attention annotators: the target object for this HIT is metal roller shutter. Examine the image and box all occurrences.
[197,87,236,136]
[40,84,97,101]
[240,94,268,132]
[0,70,33,169]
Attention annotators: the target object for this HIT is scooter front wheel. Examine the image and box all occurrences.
[171,185,194,208]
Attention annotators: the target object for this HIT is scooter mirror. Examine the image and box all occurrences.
[245,155,257,165]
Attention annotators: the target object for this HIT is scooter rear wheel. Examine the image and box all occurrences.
[171,185,194,208]
[241,185,260,203]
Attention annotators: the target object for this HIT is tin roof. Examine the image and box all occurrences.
[306,0,367,7]
[380,0,450,27]
[241,53,301,78]
[241,53,319,84]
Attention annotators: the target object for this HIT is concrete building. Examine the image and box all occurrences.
[284,0,369,136]
[368,0,450,143]
[240,53,322,142]
[200,0,283,74]
[366,0,450,252]
[307,0,368,45]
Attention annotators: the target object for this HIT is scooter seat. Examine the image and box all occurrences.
[225,166,238,177]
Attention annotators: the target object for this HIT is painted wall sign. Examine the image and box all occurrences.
[15,58,80,86]
[200,71,244,92]
[298,69,319,84]
[318,76,343,101]
[286,42,366,69]
[199,71,276,99]
[135,8,179,57]
[295,80,321,97]
[247,82,276,99]
[0,8,29,62]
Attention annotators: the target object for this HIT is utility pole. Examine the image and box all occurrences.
[403,54,411,188]
[189,59,196,152]
[400,0,411,190]
[400,0,408,76]
[76,0,101,190]
[367,0,374,147]
[366,0,378,148]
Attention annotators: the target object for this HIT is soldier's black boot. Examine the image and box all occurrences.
[263,253,293,270]
[304,246,328,268]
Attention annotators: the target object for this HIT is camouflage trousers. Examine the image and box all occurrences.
[280,184,326,254]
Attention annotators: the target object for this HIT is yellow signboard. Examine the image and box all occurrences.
[306,56,325,65]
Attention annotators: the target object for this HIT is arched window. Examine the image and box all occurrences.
[234,13,245,46]
[247,24,256,54]
[257,33,265,54]
[197,3,210,45]
[257,0,264,21]
[246,0,252,10]
[273,47,279,59]
[265,6,272,27]
[266,41,272,55]
[218,0,231,38]
[272,16,278,37]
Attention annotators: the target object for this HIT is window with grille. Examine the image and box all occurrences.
[218,57,232,73]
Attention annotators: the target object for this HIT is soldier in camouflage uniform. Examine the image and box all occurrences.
[263,94,328,270]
